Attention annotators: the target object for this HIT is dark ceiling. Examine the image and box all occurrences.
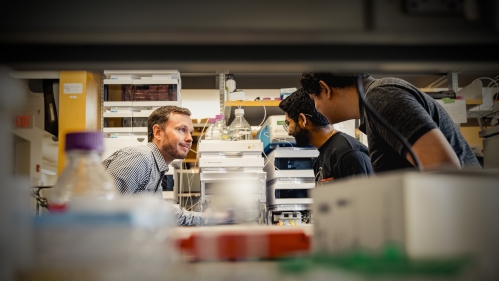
[1,0,499,79]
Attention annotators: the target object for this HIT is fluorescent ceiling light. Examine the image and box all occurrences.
[41,169,56,176]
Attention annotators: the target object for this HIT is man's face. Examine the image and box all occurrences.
[285,113,310,147]
[156,113,193,162]
[309,85,340,124]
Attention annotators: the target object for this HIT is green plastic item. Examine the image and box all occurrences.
[441,97,456,104]
[278,243,471,276]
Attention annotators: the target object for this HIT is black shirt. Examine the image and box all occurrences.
[359,76,481,173]
[313,131,373,186]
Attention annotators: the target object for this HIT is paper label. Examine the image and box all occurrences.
[436,99,467,123]
[63,83,83,94]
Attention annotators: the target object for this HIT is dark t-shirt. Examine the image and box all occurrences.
[313,131,373,186]
[359,76,481,173]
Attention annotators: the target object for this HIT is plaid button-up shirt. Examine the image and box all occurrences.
[103,142,204,226]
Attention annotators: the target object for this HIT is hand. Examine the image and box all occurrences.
[203,208,234,225]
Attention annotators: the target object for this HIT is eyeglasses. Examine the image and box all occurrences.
[283,114,312,132]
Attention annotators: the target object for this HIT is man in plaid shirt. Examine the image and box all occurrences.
[103,106,226,226]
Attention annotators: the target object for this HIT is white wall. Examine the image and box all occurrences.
[12,80,45,130]
[181,89,219,122]
[12,128,44,187]
[333,119,357,141]
[181,89,281,122]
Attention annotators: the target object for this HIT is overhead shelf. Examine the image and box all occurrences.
[103,112,133,118]
[225,100,281,107]
[466,99,483,111]
[224,100,284,126]
[103,127,133,133]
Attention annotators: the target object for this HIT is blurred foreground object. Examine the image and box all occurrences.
[19,131,178,280]
[172,225,312,261]
[312,169,499,280]
[279,242,470,277]
[22,195,176,281]
[47,131,117,210]
[198,140,266,224]
[0,66,32,281]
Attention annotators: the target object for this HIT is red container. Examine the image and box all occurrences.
[174,226,310,261]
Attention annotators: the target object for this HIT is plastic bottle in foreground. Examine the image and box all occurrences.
[47,131,118,211]
[229,108,252,140]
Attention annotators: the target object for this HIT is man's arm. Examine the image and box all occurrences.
[406,128,461,171]
[366,86,460,171]
[170,204,206,226]
[169,205,234,226]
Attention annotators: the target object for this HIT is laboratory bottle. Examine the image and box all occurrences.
[222,125,232,141]
[47,131,118,211]
[203,118,216,140]
[220,114,232,141]
[229,108,252,140]
[226,74,236,93]
[211,114,225,140]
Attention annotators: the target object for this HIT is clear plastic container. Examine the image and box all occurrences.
[211,114,225,140]
[203,118,216,140]
[229,108,252,141]
[226,74,236,93]
[35,194,177,279]
[47,131,118,211]
[222,126,232,141]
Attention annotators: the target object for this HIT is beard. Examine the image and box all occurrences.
[293,126,310,147]
[164,144,188,160]
[162,138,190,160]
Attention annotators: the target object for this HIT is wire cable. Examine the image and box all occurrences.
[274,138,295,148]
[187,168,195,210]
[261,148,296,181]
[255,99,267,128]
[480,77,499,111]
[473,77,499,90]
[237,99,246,109]
[355,75,422,171]
[472,77,499,111]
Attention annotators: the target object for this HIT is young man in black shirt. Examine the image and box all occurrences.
[279,88,373,186]
[299,72,481,172]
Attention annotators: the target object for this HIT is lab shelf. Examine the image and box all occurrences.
[225,100,281,107]
[103,79,133,85]
[131,110,154,117]
[104,101,179,107]
[103,127,133,133]
[177,193,201,197]
[224,100,284,127]
[103,112,133,118]
[103,101,133,107]
[132,127,148,133]
[466,99,483,111]
[101,70,182,160]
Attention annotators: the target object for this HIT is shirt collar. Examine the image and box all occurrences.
[358,76,376,134]
[148,142,169,173]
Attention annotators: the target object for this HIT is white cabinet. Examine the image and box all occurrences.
[102,70,181,138]
[101,70,182,168]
